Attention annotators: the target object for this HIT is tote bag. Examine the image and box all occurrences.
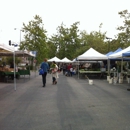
[39,69,44,75]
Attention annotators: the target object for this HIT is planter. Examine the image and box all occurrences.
[107,76,110,81]
[113,77,117,84]
[109,78,113,84]
[119,78,123,83]
[127,77,130,84]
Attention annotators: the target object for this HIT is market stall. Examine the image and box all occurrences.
[76,48,108,79]
[0,46,35,82]
[0,68,20,82]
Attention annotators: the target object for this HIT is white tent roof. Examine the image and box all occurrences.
[0,44,13,52]
[61,57,72,62]
[77,48,108,60]
[0,44,35,57]
[109,46,130,58]
[0,50,35,57]
[48,56,61,62]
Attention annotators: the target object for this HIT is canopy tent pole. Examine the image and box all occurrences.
[121,57,123,72]
[13,46,16,91]
[107,59,110,76]
[78,60,79,79]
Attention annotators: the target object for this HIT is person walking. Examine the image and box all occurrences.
[70,67,73,77]
[67,63,72,76]
[62,63,67,75]
[51,61,58,85]
[40,58,49,87]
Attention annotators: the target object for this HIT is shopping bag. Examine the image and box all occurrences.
[39,69,44,75]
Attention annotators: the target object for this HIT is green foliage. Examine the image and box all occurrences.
[50,63,55,68]
[18,10,130,61]
[5,57,21,65]
[116,10,130,48]
[49,22,81,60]
[79,24,107,55]
[47,40,57,59]
[19,15,48,63]
[29,65,33,70]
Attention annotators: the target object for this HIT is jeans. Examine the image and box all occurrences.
[52,77,56,83]
[67,70,70,76]
[42,72,47,85]
[63,69,66,75]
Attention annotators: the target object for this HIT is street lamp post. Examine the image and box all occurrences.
[106,37,112,77]
[12,43,17,91]
[9,27,23,91]
[20,29,21,44]
[106,37,112,52]
[9,41,18,91]
[14,28,22,44]
[14,28,25,57]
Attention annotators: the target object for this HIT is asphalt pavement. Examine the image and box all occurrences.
[0,71,130,130]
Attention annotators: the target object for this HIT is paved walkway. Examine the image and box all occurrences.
[0,71,130,130]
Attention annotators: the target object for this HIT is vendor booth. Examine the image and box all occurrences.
[76,48,108,79]
[108,46,130,84]
[0,45,35,82]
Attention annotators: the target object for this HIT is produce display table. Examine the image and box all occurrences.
[79,70,107,79]
[79,70,102,74]
[0,71,20,82]
[18,69,30,78]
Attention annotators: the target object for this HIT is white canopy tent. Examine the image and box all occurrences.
[0,44,35,57]
[77,48,108,60]
[48,56,61,62]
[0,44,35,91]
[0,51,35,57]
[0,44,13,52]
[76,48,108,79]
[61,57,72,63]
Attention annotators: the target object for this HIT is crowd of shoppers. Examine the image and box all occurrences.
[61,63,76,76]
[40,59,77,87]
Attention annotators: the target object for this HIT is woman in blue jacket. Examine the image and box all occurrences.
[40,58,49,87]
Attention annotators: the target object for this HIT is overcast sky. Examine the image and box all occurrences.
[0,0,129,46]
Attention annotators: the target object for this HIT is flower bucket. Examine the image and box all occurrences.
[89,80,93,85]
[109,78,113,84]
[113,77,117,84]
[119,78,123,83]
[107,76,110,81]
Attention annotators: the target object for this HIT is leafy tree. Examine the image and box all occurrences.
[46,40,57,58]
[79,23,107,55]
[106,39,121,52]
[116,10,130,48]
[49,22,81,60]
[19,15,48,63]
